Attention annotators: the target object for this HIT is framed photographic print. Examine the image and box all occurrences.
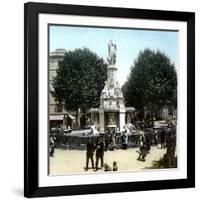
[24,2,195,198]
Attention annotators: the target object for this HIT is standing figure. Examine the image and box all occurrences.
[166,126,176,166]
[139,130,145,145]
[153,129,158,146]
[121,131,128,150]
[105,131,110,151]
[160,128,166,148]
[140,120,145,130]
[110,131,116,151]
[95,138,104,170]
[145,135,151,151]
[49,135,55,157]
[85,138,95,171]
[107,40,117,65]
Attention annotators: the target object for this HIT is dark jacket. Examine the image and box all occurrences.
[87,141,95,156]
[96,141,104,156]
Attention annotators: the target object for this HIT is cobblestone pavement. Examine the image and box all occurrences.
[50,146,167,175]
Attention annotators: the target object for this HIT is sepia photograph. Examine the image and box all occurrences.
[48,25,178,175]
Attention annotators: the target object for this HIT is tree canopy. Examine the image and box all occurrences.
[51,48,107,112]
[122,49,177,111]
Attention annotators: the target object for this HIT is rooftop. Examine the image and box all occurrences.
[50,48,66,57]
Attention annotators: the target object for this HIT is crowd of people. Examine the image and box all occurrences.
[50,123,177,171]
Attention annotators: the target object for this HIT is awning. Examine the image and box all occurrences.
[49,115,64,121]
[125,107,135,112]
[107,125,117,128]
[68,114,75,120]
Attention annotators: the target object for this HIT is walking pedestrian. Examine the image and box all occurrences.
[137,138,148,162]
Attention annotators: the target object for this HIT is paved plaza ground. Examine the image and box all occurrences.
[50,146,167,175]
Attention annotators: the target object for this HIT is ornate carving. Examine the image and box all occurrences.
[101,81,109,98]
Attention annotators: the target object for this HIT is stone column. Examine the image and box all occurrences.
[99,109,105,132]
[119,108,126,131]
[127,112,131,123]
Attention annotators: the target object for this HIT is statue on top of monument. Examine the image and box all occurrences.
[107,40,117,65]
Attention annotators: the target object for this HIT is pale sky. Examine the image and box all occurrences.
[49,25,177,86]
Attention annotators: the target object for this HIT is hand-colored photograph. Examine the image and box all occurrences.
[48,25,177,175]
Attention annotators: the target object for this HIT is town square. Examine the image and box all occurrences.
[48,26,177,174]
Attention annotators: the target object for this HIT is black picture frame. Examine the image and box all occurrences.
[24,2,195,198]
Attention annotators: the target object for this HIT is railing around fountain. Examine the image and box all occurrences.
[52,129,161,150]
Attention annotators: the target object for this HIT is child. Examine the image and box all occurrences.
[113,161,118,171]
[104,163,111,171]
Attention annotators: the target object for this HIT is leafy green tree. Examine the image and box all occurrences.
[122,49,177,117]
[51,48,107,115]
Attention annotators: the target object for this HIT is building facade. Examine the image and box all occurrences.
[49,48,66,114]
[49,49,67,128]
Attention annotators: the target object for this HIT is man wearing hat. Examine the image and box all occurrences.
[95,137,104,171]
[85,138,95,171]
